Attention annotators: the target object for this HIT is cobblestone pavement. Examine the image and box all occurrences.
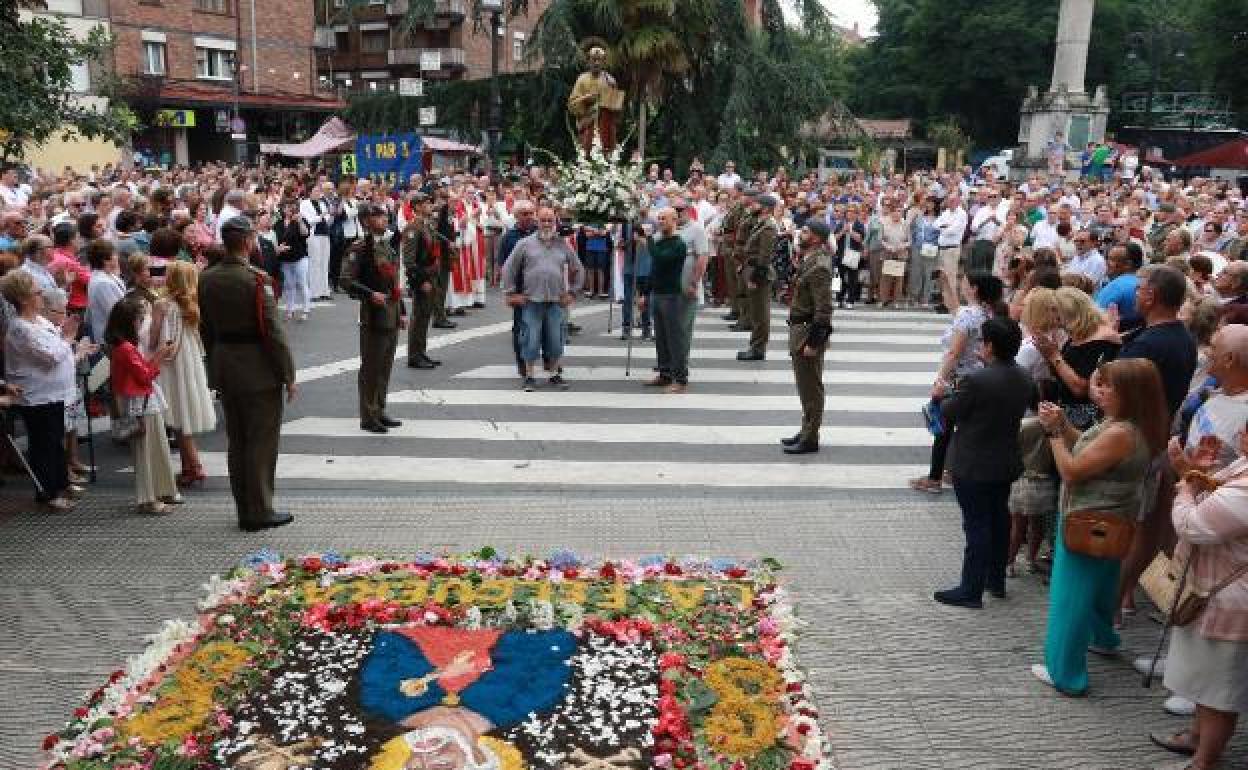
[2,492,1244,770]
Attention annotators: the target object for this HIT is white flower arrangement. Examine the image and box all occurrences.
[542,131,644,224]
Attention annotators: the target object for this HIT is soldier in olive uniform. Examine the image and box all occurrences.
[782,221,835,454]
[341,204,407,433]
[402,193,442,370]
[718,190,747,320]
[737,194,778,361]
[728,191,760,332]
[199,216,297,531]
[430,186,458,329]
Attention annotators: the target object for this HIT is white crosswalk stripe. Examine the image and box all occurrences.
[455,365,934,386]
[565,346,942,363]
[609,331,943,345]
[191,307,943,490]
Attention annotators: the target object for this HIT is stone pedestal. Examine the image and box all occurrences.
[1013,0,1110,179]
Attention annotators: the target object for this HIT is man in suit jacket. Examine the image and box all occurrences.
[934,316,1035,609]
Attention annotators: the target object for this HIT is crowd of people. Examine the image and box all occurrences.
[2,150,1248,765]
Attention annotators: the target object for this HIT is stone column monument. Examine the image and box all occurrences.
[1016,0,1110,177]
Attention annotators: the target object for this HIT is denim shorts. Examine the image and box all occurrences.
[519,301,566,362]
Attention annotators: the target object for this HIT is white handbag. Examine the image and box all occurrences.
[883,259,907,277]
[841,248,861,269]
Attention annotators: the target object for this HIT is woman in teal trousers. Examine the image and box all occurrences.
[1032,358,1168,695]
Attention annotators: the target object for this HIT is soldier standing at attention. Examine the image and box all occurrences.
[199,216,297,532]
[782,221,835,454]
[429,186,458,330]
[737,194,778,361]
[718,187,746,321]
[341,204,407,433]
[402,193,442,370]
[728,191,761,332]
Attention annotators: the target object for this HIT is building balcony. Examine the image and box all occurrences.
[386,0,467,20]
[314,26,336,49]
[387,46,466,71]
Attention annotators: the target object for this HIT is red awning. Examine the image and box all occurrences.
[260,117,355,158]
[1172,138,1248,170]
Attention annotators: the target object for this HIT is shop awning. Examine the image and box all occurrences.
[422,136,482,154]
[260,117,356,158]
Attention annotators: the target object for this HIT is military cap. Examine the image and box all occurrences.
[805,220,831,239]
[219,215,254,235]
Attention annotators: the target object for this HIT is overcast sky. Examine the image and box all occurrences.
[826,0,878,36]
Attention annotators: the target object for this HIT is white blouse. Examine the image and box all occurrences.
[3,316,75,407]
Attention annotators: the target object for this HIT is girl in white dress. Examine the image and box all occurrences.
[151,261,216,486]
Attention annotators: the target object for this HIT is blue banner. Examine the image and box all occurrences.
[355,133,423,186]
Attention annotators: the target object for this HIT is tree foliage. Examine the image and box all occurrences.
[339,0,849,173]
[847,0,1241,149]
[0,1,135,163]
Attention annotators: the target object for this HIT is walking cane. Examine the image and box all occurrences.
[625,220,638,378]
[3,424,45,497]
[607,225,615,335]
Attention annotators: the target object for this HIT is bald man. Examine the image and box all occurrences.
[1215,260,1248,305]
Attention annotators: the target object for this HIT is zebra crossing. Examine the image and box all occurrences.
[192,303,943,492]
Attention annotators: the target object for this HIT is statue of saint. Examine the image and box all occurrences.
[567,46,622,153]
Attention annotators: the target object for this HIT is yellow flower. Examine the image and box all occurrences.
[120,641,251,745]
[703,696,779,759]
[704,657,784,700]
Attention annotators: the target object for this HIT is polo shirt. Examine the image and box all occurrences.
[648,234,688,295]
[1118,320,1198,417]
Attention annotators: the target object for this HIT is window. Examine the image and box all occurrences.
[512,31,524,62]
[335,30,350,52]
[45,0,84,14]
[193,0,231,12]
[142,41,166,75]
[69,62,90,93]
[195,46,234,79]
[360,30,389,53]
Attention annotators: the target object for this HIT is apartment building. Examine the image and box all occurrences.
[313,0,548,97]
[108,0,343,165]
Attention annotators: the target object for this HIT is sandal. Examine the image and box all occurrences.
[1149,730,1197,757]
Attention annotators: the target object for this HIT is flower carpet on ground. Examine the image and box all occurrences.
[44,549,829,770]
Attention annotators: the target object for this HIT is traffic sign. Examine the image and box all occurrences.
[398,78,424,97]
[419,107,436,126]
[340,153,358,176]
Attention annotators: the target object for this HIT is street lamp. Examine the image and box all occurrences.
[480,0,504,181]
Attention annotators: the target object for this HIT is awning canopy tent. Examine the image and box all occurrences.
[421,136,482,154]
[1172,138,1248,170]
[260,117,356,158]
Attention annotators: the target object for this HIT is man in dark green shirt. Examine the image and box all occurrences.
[641,207,692,392]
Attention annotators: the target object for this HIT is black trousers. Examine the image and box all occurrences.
[952,478,1012,600]
[837,263,860,303]
[17,402,68,501]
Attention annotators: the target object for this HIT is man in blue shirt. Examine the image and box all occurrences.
[1094,242,1142,330]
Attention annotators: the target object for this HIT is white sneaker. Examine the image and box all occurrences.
[1134,656,1165,676]
[1164,695,1196,716]
[1030,663,1055,688]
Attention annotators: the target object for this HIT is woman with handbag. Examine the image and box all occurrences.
[1148,429,1248,769]
[152,261,215,487]
[1031,358,1168,696]
[105,297,180,515]
[833,204,866,309]
[907,197,940,308]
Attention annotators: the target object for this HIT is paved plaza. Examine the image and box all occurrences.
[1,298,1245,769]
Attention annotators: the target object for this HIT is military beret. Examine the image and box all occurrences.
[805,220,831,239]
[757,194,778,208]
[219,215,254,235]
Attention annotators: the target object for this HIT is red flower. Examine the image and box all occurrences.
[725,567,748,578]
[41,735,59,751]
[73,707,89,719]
[499,567,518,577]
[449,564,467,576]
[791,759,817,770]
[786,682,804,693]
[796,723,812,735]
[599,563,617,579]
[663,562,683,575]
[301,556,323,572]
[658,651,687,670]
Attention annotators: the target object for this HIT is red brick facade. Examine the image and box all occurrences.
[110,0,318,97]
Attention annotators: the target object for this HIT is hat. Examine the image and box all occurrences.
[757,194,778,208]
[805,220,831,239]
[219,215,254,235]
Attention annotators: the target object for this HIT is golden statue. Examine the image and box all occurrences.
[567,45,624,153]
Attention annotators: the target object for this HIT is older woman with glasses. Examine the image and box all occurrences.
[1,270,89,511]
